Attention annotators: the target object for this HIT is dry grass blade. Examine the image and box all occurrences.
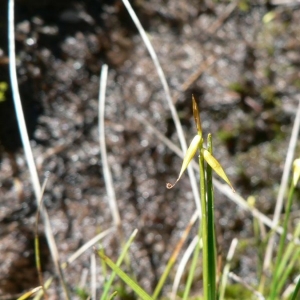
[63,227,115,267]
[33,278,53,300]
[98,64,121,227]
[271,0,300,5]
[35,175,50,299]
[219,238,238,300]
[207,0,239,34]
[213,178,299,244]
[228,272,265,300]
[8,0,41,200]
[9,1,70,298]
[153,211,198,299]
[121,0,201,216]
[16,286,42,300]
[192,95,202,135]
[170,211,199,263]
[171,236,199,300]
[264,100,300,271]
[78,268,89,292]
[42,205,70,299]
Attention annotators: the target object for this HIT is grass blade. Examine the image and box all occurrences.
[98,64,121,227]
[264,100,300,280]
[17,287,42,300]
[182,237,202,300]
[121,0,201,216]
[8,0,41,200]
[206,133,216,300]
[34,176,49,299]
[219,238,238,300]
[290,276,300,300]
[270,181,296,298]
[9,2,70,297]
[100,229,138,300]
[98,250,153,300]
[63,227,115,268]
[172,236,199,300]
[33,278,53,300]
[153,211,198,299]
[228,272,265,300]
[199,140,209,300]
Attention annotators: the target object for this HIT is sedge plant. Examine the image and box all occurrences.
[167,96,234,300]
[268,158,300,300]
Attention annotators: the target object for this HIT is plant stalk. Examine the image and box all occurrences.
[206,134,216,300]
[270,181,295,299]
[199,138,209,299]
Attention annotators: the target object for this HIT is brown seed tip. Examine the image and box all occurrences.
[192,95,202,134]
[166,183,174,189]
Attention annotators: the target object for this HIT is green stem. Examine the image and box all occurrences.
[290,275,300,300]
[270,181,295,299]
[199,138,209,300]
[152,259,173,299]
[101,230,138,300]
[206,134,216,300]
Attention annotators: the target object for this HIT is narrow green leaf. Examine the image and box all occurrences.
[206,133,216,300]
[108,291,118,300]
[98,252,154,300]
[101,229,138,300]
[290,276,300,300]
[270,181,296,298]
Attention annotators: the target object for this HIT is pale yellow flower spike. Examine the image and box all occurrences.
[293,158,300,187]
[202,149,235,192]
[166,135,201,189]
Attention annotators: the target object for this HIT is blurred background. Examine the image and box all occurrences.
[0,0,300,298]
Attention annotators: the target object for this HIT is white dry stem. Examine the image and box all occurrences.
[171,235,200,300]
[207,0,239,34]
[8,0,41,200]
[98,64,121,227]
[228,272,265,300]
[79,268,89,291]
[264,100,300,272]
[271,0,300,5]
[8,1,70,299]
[65,227,115,266]
[219,238,238,300]
[121,0,201,216]
[35,175,49,298]
[170,210,199,300]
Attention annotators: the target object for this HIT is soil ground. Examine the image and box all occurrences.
[0,0,300,298]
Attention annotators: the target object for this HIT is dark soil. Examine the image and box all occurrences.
[0,0,300,298]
